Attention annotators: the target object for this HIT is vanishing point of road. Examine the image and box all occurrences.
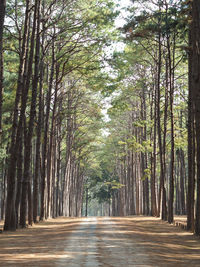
[0,216,200,266]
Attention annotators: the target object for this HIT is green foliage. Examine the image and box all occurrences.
[141,167,151,181]
[105,180,124,190]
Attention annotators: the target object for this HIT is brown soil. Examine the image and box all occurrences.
[0,216,200,266]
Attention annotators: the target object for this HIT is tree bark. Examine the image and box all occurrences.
[192,0,200,236]
[187,19,195,231]
[40,37,55,221]
[4,0,31,231]
[20,0,39,228]
[156,30,167,220]
[0,0,6,137]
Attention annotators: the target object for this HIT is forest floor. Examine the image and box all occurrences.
[0,216,200,267]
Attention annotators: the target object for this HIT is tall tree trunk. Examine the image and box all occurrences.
[46,64,59,218]
[151,85,157,216]
[55,98,62,217]
[33,8,45,222]
[20,0,39,228]
[0,0,6,138]
[33,62,44,223]
[40,37,55,221]
[156,29,167,220]
[192,0,200,236]
[140,85,149,215]
[15,131,23,228]
[85,187,88,217]
[187,6,195,232]
[167,22,175,225]
[4,0,31,231]
[1,159,6,220]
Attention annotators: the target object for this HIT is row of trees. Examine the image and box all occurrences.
[83,0,200,236]
[0,0,116,230]
[108,0,187,222]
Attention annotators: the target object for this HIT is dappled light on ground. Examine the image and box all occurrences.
[0,216,200,266]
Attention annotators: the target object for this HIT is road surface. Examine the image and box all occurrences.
[0,216,200,266]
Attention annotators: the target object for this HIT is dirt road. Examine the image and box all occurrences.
[0,216,200,266]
